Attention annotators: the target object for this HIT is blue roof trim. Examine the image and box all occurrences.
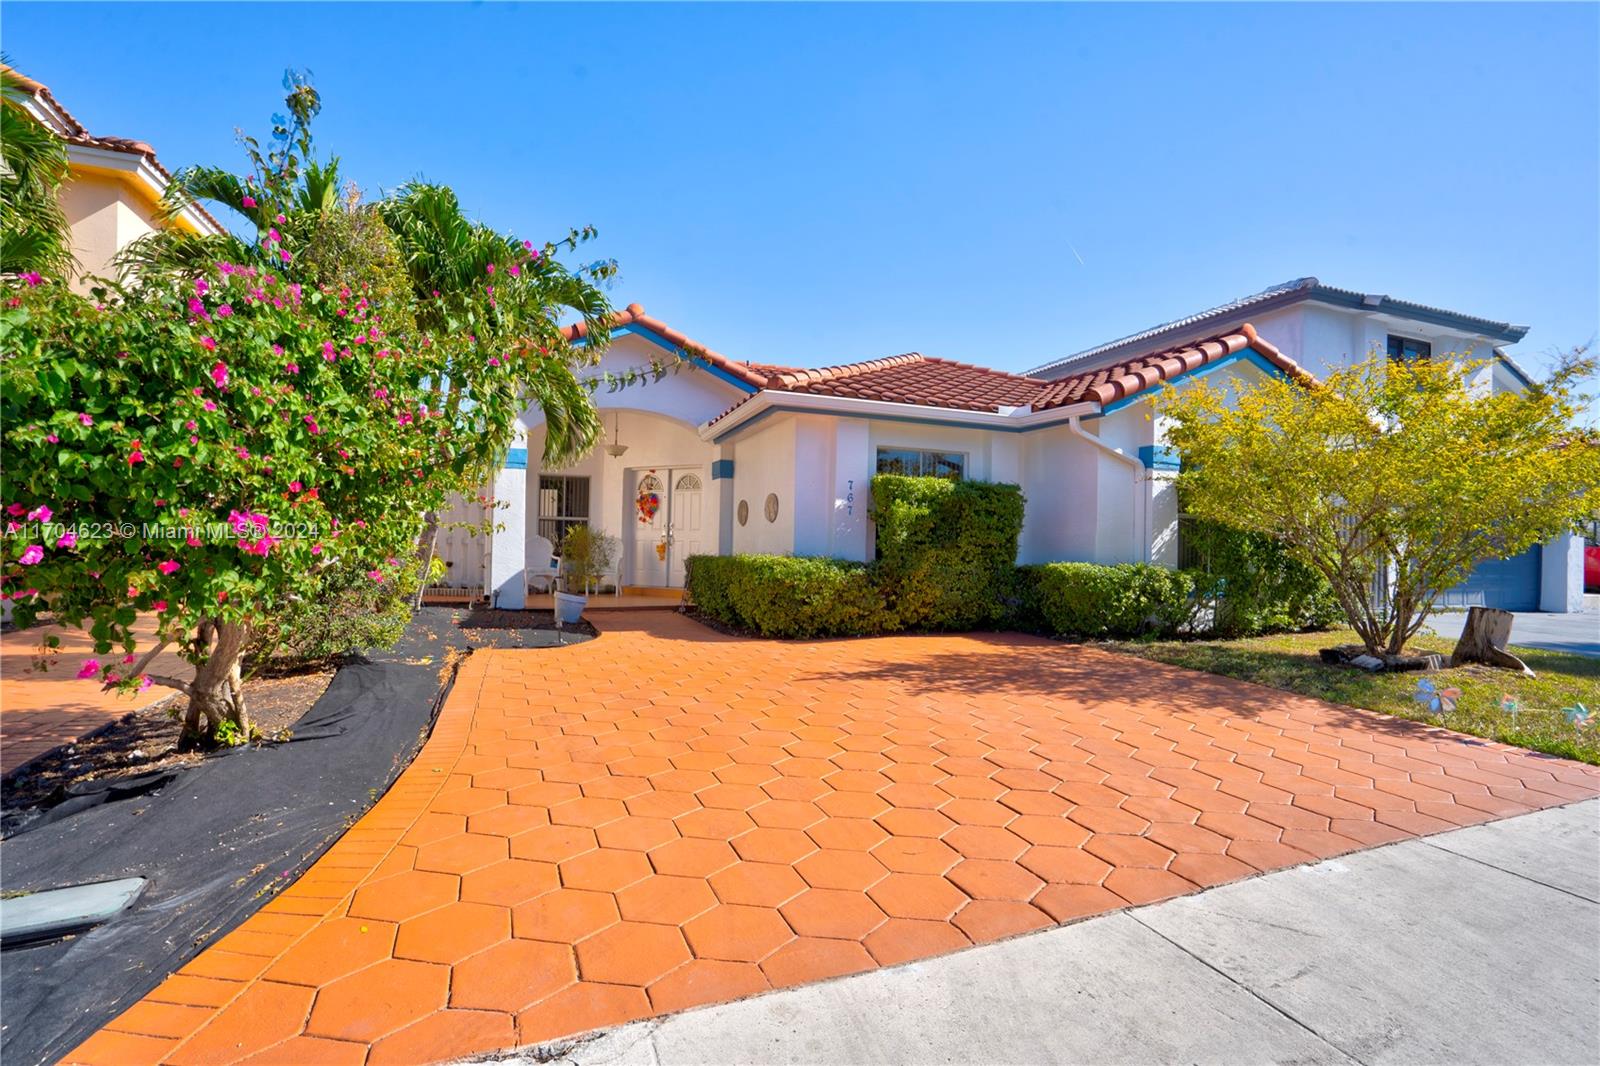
[591,323,759,394]
[1097,347,1291,416]
[711,459,735,480]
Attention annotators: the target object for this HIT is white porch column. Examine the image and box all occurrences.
[488,433,529,609]
[830,418,871,561]
[713,445,736,555]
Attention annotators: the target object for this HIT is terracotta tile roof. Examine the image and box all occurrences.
[4,64,226,235]
[574,307,1311,429]
[562,304,777,388]
[1031,323,1311,409]
[767,354,1046,412]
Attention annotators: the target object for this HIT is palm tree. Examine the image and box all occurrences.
[1,65,73,278]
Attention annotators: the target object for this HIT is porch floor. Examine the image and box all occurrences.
[526,589,685,612]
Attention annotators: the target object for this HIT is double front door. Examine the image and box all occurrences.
[629,467,704,587]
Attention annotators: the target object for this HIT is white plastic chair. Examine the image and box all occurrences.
[527,533,560,594]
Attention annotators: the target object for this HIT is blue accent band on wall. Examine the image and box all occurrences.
[711,459,735,479]
[1138,445,1180,471]
[505,448,528,470]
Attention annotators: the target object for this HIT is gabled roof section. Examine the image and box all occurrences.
[3,65,226,236]
[561,303,785,389]
[1032,323,1312,409]
[1030,276,1530,378]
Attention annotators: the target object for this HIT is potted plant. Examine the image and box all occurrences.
[555,525,619,624]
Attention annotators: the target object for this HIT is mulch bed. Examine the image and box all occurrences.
[1,668,333,826]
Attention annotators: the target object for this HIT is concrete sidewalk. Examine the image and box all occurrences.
[498,799,1600,1066]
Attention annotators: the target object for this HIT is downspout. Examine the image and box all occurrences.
[1066,415,1150,563]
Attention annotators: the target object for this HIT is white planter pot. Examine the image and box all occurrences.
[553,591,587,625]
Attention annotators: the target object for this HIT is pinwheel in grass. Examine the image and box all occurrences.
[1562,703,1593,729]
[1499,693,1521,731]
[1412,677,1461,717]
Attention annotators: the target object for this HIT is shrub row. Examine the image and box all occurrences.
[683,555,889,638]
[684,475,1336,641]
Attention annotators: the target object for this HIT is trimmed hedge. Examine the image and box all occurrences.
[684,555,888,638]
[872,475,1025,630]
[1018,563,1198,639]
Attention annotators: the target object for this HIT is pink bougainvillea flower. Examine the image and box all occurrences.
[46,433,58,443]
[199,336,218,351]
[4,504,23,516]
[186,532,201,547]
[204,401,218,412]
[76,659,101,680]
[487,356,500,367]
[195,277,210,296]
[285,362,299,375]
[129,440,145,464]
[486,263,495,275]
[27,505,51,522]
[185,420,198,431]
[157,560,181,575]
[79,413,93,426]
[138,676,153,692]
[21,271,43,286]
[522,240,533,251]
[122,654,137,664]
[367,569,384,582]
[241,195,258,208]
[236,447,250,459]
[18,545,44,565]
[310,543,323,555]
[217,304,233,318]
[152,599,167,612]
[508,264,520,277]
[288,481,303,493]
[57,531,77,549]
[304,415,321,435]
[280,250,292,264]
[211,361,229,388]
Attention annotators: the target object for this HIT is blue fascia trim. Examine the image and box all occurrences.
[593,323,758,394]
[710,459,735,480]
[1098,347,1290,416]
[504,447,529,471]
[1138,445,1180,471]
[710,405,1043,445]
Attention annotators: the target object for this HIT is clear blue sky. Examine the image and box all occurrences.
[8,2,1597,378]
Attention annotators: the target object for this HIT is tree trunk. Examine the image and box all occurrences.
[178,619,252,747]
[413,511,440,609]
[1450,606,1535,677]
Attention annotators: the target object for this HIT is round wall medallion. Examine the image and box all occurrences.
[737,499,749,526]
[764,493,780,523]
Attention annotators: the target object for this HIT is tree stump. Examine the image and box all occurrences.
[1450,606,1535,677]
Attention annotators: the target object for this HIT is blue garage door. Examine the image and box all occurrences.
[1441,544,1542,611]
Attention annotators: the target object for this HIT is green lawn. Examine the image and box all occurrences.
[1107,628,1600,766]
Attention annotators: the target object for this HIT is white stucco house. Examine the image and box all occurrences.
[439,280,1587,615]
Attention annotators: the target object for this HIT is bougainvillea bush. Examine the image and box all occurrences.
[3,264,506,739]
[1,76,614,745]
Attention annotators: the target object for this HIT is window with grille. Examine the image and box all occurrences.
[875,447,965,479]
[537,475,590,547]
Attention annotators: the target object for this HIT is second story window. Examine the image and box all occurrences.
[1387,334,1432,362]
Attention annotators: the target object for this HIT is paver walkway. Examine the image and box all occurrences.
[1,615,184,774]
[66,611,1600,1065]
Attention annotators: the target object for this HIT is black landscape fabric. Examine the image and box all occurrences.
[0,608,585,1066]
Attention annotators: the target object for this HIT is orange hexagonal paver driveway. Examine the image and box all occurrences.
[68,611,1600,1065]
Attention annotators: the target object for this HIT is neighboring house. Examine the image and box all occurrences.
[1029,279,1582,614]
[5,67,224,288]
[442,281,1585,617]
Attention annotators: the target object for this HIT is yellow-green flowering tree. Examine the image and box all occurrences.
[1158,352,1600,660]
